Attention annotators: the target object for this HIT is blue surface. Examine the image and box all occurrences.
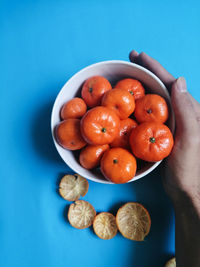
[1,1,200,266]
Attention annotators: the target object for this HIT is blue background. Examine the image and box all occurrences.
[1,1,200,266]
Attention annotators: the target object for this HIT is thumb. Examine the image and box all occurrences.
[171,77,196,136]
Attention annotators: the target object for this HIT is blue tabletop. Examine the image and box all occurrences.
[1,1,200,266]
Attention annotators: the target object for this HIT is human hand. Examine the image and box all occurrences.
[129,51,200,209]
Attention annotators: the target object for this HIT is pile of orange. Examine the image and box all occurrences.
[55,76,174,184]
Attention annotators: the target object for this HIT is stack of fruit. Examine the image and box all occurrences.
[55,76,174,184]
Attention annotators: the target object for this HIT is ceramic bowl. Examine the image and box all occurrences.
[51,60,175,184]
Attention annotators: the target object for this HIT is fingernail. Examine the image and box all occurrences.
[176,77,187,93]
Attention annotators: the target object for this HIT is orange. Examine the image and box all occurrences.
[129,122,174,162]
[116,202,151,241]
[79,144,109,169]
[56,119,86,150]
[68,200,96,229]
[101,88,135,119]
[80,106,120,145]
[134,94,168,124]
[110,118,137,150]
[59,174,89,201]
[115,78,145,100]
[93,212,118,240]
[60,97,87,120]
[100,147,137,184]
[81,76,112,107]
[165,258,176,267]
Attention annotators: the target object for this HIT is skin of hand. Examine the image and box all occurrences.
[129,50,200,267]
[129,50,200,209]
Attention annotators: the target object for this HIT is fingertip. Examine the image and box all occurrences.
[138,51,147,59]
[176,77,187,92]
[172,77,187,95]
[170,76,196,133]
[129,50,139,62]
[138,51,156,66]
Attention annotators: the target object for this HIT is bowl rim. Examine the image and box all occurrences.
[51,60,173,184]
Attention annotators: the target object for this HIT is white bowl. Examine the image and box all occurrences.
[51,60,175,184]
